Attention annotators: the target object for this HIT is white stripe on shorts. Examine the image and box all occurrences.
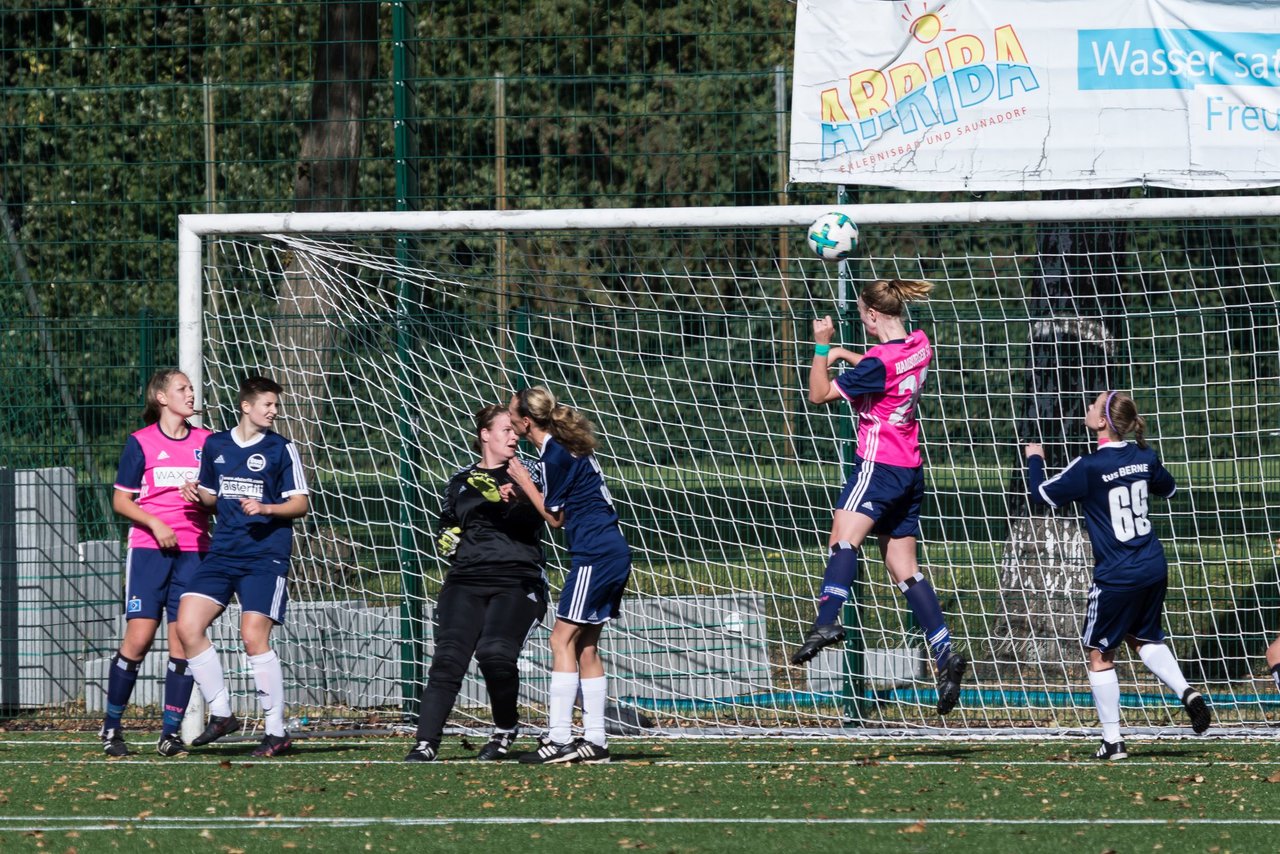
[1082,584,1100,646]
[270,576,286,622]
[569,564,593,623]
[124,548,135,606]
[842,457,876,513]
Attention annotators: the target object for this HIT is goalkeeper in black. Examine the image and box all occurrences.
[405,405,548,762]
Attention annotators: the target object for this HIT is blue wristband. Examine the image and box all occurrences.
[814,344,831,357]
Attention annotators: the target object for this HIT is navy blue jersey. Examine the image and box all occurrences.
[1028,441,1176,589]
[539,435,627,560]
[197,428,308,565]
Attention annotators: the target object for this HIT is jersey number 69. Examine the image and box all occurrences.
[1107,480,1151,542]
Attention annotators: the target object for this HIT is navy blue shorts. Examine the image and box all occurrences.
[557,548,632,625]
[835,457,925,539]
[1081,579,1167,652]
[125,548,205,622]
[181,553,291,624]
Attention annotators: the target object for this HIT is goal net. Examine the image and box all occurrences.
[179,197,1280,735]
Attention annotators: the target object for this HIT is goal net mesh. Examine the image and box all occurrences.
[194,206,1280,733]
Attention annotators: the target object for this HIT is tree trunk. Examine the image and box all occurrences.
[276,1,379,601]
[993,189,1130,687]
[277,0,377,446]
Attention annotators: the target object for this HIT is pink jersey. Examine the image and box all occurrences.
[834,329,932,468]
[113,422,212,551]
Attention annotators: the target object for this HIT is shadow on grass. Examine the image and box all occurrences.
[199,740,380,758]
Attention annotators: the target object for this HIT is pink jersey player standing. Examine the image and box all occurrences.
[101,369,211,757]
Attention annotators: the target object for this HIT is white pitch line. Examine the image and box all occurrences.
[2,816,1280,831]
[4,735,1277,747]
[0,758,1275,768]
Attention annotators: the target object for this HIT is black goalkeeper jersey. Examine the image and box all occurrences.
[438,460,546,582]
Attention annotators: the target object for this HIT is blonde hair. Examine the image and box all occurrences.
[859,279,933,317]
[1103,391,1148,449]
[141,369,187,426]
[514,386,598,457]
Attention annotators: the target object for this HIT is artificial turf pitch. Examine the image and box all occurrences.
[0,733,1276,852]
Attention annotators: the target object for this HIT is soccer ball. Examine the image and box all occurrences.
[806,212,859,261]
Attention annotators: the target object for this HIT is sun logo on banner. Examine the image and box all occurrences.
[901,3,955,45]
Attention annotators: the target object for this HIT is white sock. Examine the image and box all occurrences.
[1088,668,1122,744]
[248,650,286,737]
[188,645,232,718]
[548,671,579,745]
[1137,643,1191,698]
[580,675,608,747]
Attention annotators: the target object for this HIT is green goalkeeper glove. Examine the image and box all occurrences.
[466,471,503,502]
[437,526,462,557]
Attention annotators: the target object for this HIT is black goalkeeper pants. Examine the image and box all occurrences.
[415,576,547,744]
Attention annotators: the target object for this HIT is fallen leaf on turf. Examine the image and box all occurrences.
[94,794,117,801]
[219,760,232,769]
[900,821,926,834]
[1156,794,1186,803]
[1266,771,1280,783]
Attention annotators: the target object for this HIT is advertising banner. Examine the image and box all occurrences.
[790,0,1280,189]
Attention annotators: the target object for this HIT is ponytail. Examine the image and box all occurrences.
[859,279,933,317]
[1132,414,1148,450]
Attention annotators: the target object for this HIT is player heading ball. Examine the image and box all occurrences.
[794,279,967,717]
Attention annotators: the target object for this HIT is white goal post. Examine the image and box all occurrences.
[177,196,1280,737]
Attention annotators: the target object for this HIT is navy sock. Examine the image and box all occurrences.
[898,573,953,668]
[815,542,859,626]
[104,653,142,731]
[1272,663,1280,693]
[162,657,194,737]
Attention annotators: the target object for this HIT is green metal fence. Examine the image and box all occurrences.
[0,0,807,519]
[0,1,808,721]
